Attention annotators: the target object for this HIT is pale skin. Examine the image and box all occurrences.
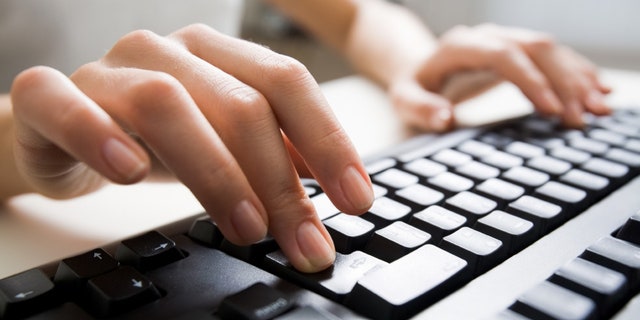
[0,0,611,273]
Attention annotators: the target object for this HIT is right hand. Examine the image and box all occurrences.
[10,24,374,273]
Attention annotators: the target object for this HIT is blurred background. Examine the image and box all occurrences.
[241,0,640,84]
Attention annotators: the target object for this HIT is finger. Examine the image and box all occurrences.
[71,62,268,246]
[388,79,454,132]
[170,24,374,215]
[11,66,149,198]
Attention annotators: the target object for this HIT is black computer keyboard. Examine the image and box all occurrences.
[2,108,640,320]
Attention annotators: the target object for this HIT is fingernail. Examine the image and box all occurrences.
[231,200,267,244]
[297,221,335,271]
[540,90,563,115]
[430,108,452,132]
[103,138,147,181]
[341,165,374,212]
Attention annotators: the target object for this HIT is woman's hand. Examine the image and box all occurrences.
[389,23,611,131]
[10,24,374,273]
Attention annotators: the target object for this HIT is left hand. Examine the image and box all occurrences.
[388,23,611,131]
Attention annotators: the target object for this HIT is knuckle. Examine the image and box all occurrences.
[107,29,163,60]
[223,84,272,122]
[126,72,185,117]
[259,53,312,86]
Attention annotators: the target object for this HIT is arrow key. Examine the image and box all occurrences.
[116,231,185,271]
[54,248,119,295]
[0,269,59,319]
[85,266,161,317]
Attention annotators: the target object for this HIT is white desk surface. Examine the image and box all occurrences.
[1,68,640,279]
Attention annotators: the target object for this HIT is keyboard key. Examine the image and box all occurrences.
[362,196,412,228]
[507,196,562,235]
[373,168,419,189]
[441,227,505,274]
[188,217,225,248]
[527,156,572,176]
[605,148,640,167]
[560,169,609,192]
[476,178,525,203]
[395,184,444,207]
[85,266,161,317]
[581,236,640,289]
[115,231,185,271]
[363,221,431,262]
[431,148,472,167]
[311,193,341,221]
[502,166,550,188]
[535,181,587,206]
[504,141,545,159]
[481,151,524,169]
[324,214,375,254]
[0,269,59,319]
[588,128,627,146]
[569,136,609,155]
[409,205,467,241]
[457,139,496,158]
[549,258,627,317]
[218,283,294,320]
[265,250,387,301]
[366,158,397,175]
[54,248,119,294]
[428,172,474,193]
[474,210,536,254]
[403,158,446,177]
[455,160,500,180]
[550,146,591,164]
[510,281,596,320]
[274,306,341,320]
[445,191,497,222]
[616,211,640,246]
[581,157,629,179]
[345,245,467,320]
[221,236,279,263]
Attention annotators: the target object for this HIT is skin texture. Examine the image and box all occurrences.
[1,0,610,272]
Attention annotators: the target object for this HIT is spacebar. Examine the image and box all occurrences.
[344,244,468,320]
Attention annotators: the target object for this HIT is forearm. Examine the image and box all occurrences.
[268,0,437,87]
[0,94,32,201]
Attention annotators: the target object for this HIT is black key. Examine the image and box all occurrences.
[0,269,59,319]
[54,248,119,294]
[345,244,468,320]
[218,283,294,320]
[409,205,466,241]
[265,250,387,301]
[507,196,563,236]
[363,221,431,262]
[445,191,497,222]
[510,281,596,320]
[440,227,505,274]
[115,230,185,271]
[616,211,640,246]
[549,258,628,318]
[581,236,640,290]
[221,236,279,263]
[188,217,225,248]
[324,213,375,254]
[85,266,161,317]
[474,210,536,254]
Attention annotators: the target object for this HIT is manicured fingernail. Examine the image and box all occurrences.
[297,221,335,272]
[103,138,147,181]
[231,200,267,244]
[430,108,452,132]
[341,165,374,212]
[540,90,563,115]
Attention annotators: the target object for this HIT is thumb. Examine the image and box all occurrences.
[388,79,454,132]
